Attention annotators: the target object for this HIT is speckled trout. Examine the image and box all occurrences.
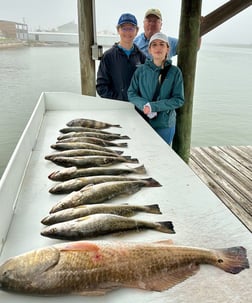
[49,176,155,194]
[49,155,138,168]
[66,118,121,129]
[48,165,146,181]
[50,179,161,213]
[56,136,128,147]
[57,131,130,141]
[59,126,119,134]
[0,240,249,296]
[50,142,120,152]
[40,213,175,240]
[41,203,162,225]
[45,149,123,161]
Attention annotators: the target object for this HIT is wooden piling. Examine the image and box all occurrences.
[78,0,96,96]
[172,1,202,163]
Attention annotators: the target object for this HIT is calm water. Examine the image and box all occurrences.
[0,44,251,178]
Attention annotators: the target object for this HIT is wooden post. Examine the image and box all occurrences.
[78,0,96,96]
[172,1,202,163]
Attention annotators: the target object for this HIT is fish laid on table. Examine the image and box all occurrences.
[49,155,139,168]
[41,203,162,225]
[49,176,156,194]
[57,131,130,141]
[56,136,128,147]
[40,213,174,240]
[45,149,123,161]
[50,142,120,153]
[0,240,249,296]
[59,126,120,134]
[50,179,161,213]
[66,118,121,129]
[48,165,147,181]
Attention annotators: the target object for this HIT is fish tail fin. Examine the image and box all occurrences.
[120,135,130,139]
[144,204,162,214]
[128,158,139,163]
[214,246,249,274]
[120,156,139,163]
[156,221,175,233]
[112,124,121,128]
[133,165,146,174]
[144,177,162,187]
[113,150,124,155]
[116,142,128,147]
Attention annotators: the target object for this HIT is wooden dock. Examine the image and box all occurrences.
[189,145,252,232]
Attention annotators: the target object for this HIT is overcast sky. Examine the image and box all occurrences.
[0,0,251,44]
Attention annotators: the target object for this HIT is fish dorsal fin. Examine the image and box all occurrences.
[59,241,100,253]
[126,263,199,292]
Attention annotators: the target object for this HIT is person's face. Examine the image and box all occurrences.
[149,39,169,61]
[117,23,139,42]
[144,15,162,39]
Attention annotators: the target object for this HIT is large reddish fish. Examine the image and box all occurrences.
[0,240,249,296]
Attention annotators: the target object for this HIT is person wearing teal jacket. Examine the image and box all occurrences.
[128,32,184,145]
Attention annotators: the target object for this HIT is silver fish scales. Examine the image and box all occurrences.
[48,165,147,181]
[40,213,175,240]
[49,155,138,168]
[50,179,161,213]
[49,176,154,194]
[41,203,162,225]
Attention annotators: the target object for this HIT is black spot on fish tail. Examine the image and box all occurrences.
[215,246,249,274]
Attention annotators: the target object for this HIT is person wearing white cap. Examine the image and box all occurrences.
[134,8,178,59]
[96,13,146,101]
[128,32,184,145]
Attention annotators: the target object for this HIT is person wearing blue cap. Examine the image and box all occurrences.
[128,32,185,145]
[96,13,146,101]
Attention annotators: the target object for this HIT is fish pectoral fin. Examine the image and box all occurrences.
[135,263,199,291]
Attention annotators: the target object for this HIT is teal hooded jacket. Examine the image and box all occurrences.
[127,59,184,129]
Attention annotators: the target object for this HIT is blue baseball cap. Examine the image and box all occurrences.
[117,13,138,26]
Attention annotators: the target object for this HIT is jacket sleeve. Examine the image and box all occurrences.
[149,67,184,112]
[96,56,119,100]
[127,70,149,111]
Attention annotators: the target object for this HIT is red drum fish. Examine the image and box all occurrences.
[0,240,249,296]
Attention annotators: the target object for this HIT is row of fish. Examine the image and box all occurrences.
[0,118,249,297]
[42,117,172,240]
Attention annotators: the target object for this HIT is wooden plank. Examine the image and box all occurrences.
[204,146,252,189]
[189,146,252,232]
[189,157,252,232]
[218,146,252,174]
[191,147,252,203]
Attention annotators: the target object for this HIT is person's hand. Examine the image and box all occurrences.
[143,104,151,115]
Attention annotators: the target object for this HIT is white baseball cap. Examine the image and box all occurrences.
[149,32,169,47]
